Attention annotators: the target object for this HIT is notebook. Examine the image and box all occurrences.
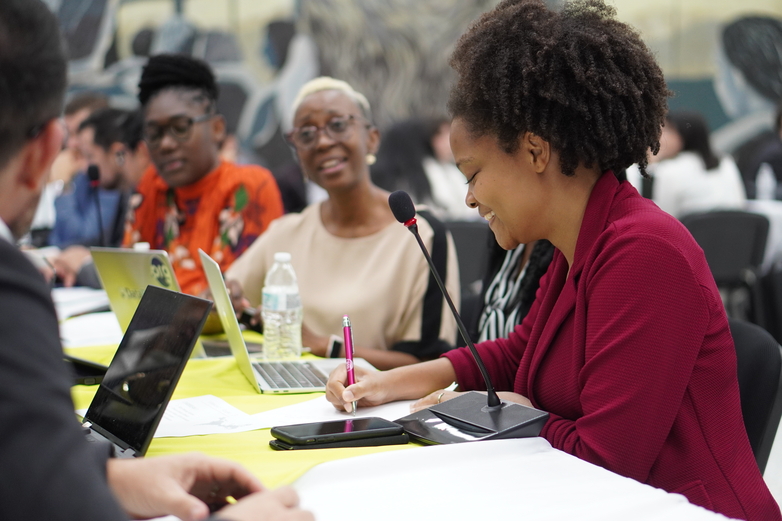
[81,285,212,457]
[198,249,331,394]
[91,247,207,357]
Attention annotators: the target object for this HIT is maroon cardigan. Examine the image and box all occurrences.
[444,171,780,520]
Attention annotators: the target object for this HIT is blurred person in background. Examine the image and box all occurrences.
[48,109,152,287]
[372,117,477,221]
[49,108,130,249]
[652,110,746,219]
[52,91,110,185]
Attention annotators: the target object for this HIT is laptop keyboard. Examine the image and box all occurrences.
[252,361,328,389]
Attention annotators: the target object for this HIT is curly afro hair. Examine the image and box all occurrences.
[137,53,218,109]
[448,0,669,177]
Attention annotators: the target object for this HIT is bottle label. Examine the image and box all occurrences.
[262,288,301,311]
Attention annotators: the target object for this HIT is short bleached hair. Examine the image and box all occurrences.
[290,76,372,120]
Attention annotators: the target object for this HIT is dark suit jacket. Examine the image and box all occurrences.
[445,172,781,520]
[0,238,126,520]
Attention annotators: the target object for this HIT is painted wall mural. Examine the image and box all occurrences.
[47,0,782,172]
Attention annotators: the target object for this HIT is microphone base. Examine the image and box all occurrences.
[395,391,549,445]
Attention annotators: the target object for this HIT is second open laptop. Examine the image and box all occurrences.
[91,247,180,331]
[81,285,212,457]
[198,249,333,394]
[91,247,207,357]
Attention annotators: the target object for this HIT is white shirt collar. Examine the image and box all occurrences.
[0,218,12,243]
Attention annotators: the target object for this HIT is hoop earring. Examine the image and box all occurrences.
[365,153,376,166]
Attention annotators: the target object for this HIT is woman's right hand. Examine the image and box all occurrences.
[325,365,395,413]
[224,279,251,316]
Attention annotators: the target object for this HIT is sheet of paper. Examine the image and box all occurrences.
[60,311,123,348]
[245,395,416,428]
[52,287,110,321]
[153,395,259,437]
[77,395,261,437]
[154,395,415,437]
[79,394,415,438]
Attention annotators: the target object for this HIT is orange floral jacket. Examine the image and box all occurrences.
[123,161,283,295]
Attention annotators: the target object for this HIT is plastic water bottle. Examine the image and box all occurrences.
[261,252,303,360]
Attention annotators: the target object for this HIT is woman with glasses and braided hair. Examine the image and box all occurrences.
[123,54,284,296]
[227,77,459,370]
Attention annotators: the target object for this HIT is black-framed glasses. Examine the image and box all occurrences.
[143,113,213,148]
[285,114,367,150]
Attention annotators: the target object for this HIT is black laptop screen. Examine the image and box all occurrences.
[85,286,211,454]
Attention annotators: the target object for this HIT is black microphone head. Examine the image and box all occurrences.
[87,164,100,183]
[388,190,416,223]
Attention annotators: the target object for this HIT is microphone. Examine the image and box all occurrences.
[87,164,106,247]
[388,190,501,408]
[388,190,549,444]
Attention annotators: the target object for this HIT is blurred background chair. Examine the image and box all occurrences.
[446,220,491,346]
[446,220,491,299]
[729,318,782,474]
[681,210,769,327]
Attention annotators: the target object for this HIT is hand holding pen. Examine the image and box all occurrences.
[342,315,357,416]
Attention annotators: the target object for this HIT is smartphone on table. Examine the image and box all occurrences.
[269,417,408,450]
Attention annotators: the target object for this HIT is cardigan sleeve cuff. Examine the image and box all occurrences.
[441,346,488,391]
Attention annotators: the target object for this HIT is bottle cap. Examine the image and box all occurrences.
[273,252,292,263]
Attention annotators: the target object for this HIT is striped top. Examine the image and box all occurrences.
[477,245,528,342]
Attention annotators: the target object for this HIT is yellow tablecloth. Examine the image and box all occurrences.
[67,343,413,489]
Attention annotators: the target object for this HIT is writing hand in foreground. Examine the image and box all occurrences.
[216,487,314,521]
[411,390,533,413]
[325,364,394,413]
[107,452,263,521]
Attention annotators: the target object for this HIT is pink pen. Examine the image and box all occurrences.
[342,315,357,416]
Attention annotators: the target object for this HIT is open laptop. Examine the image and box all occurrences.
[81,285,212,458]
[199,249,333,394]
[91,247,179,332]
[91,247,207,357]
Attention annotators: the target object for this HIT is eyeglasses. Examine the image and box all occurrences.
[285,114,367,150]
[143,113,213,148]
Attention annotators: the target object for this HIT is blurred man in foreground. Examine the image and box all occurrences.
[0,2,312,520]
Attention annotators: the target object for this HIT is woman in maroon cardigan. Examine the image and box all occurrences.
[326,0,780,519]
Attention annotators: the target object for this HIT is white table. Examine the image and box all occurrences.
[295,438,732,521]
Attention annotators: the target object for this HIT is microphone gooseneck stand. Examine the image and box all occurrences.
[388,190,549,444]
